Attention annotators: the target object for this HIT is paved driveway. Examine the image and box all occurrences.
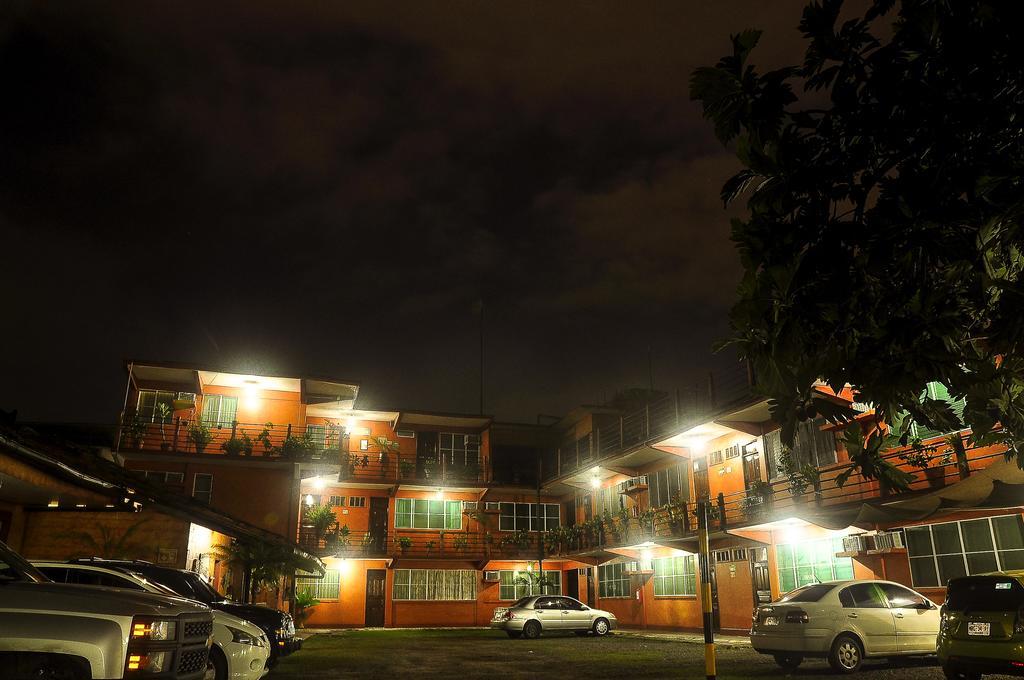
[273,628,1018,679]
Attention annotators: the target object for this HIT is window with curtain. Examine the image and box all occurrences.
[200,395,237,427]
[653,555,698,596]
[764,419,837,480]
[905,516,1024,588]
[498,569,561,600]
[392,569,477,600]
[394,498,462,529]
[598,562,636,598]
[136,390,194,422]
[650,462,690,507]
[295,569,340,600]
[775,537,854,594]
[498,503,560,531]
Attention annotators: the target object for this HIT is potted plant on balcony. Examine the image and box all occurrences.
[399,459,415,479]
[638,508,657,536]
[424,540,436,556]
[187,421,213,454]
[293,590,320,629]
[121,414,148,449]
[155,403,172,451]
[423,458,438,481]
[282,432,315,462]
[370,436,399,476]
[304,504,337,546]
[453,534,469,554]
[397,536,412,555]
[256,423,275,455]
[900,444,945,488]
[360,532,374,555]
[617,506,632,540]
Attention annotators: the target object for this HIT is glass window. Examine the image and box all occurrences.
[349,497,366,508]
[904,517,1024,588]
[846,583,887,608]
[439,433,481,467]
[780,584,836,603]
[392,569,476,601]
[498,502,560,532]
[296,570,341,600]
[652,555,697,596]
[200,395,237,427]
[498,569,561,600]
[395,498,462,529]
[136,390,194,422]
[774,538,853,594]
[598,562,636,598]
[878,583,929,609]
[192,473,213,504]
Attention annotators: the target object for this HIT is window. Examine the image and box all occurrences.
[775,537,854,594]
[498,503,560,532]
[840,583,887,608]
[328,496,346,507]
[359,439,369,451]
[725,444,741,459]
[878,583,929,609]
[349,496,366,508]
[498,569,561,600]
[905,515,1024,588]
[650,462,690,507]
[200,395,237,427]
[780,584,836,603]
[599,562,635,598]
[709,449,724,466]
[652,555,697,596]
[142,470,184,485]
[595,487,623,517]
[296,569,340,600]
[764,419,837,480]
[440,433,481,466]
[192,473,213,504]
[136,390,194,422]
[576,433,592,462]
[903,382,968,441]
[392,569,477,600]
[395,498,462,529]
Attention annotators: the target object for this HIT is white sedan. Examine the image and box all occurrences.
[750,579,940,673]
[33,561,270,680]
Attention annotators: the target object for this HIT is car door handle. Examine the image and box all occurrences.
[894,612,904,619]
[561,611,569,614]
[848,613,858,618]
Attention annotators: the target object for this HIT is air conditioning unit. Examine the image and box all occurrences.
[618,476,648,493]
[484,501,501,512]
[483,570,499,582]
[843,535,869,553]
[463,501,478,511]
[873,530,905,550]
[396,429,415,439]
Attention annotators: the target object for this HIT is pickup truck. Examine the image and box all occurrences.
[0,540,214,680]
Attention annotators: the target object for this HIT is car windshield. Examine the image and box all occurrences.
[185,572,227,602]
[778,584,836,603]
[946,576,1024,612]
[511,597,534,609]
[0,541,48,583]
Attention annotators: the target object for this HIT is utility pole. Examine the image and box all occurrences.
[698,500,717,680]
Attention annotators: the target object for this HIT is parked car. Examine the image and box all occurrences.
[69,558,300,666]
[0,540,213,680]
[938,572,1024,679]
[751,580,940,673]
[34,561,270,680]
[491,595,617,639]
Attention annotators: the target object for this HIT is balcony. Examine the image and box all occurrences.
[544,434,1008,559]
[298,527,542,563]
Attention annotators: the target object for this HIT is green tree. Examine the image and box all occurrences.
[691,0,1024,486]
[216,540,306,604]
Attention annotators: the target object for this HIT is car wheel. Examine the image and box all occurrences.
[942,665,981,680]
[206,646,228,680]
[828,634,863,673]
[522,620,542,639]
[592,618,610,637]
[506,631,522,639]
[773,653,803,672]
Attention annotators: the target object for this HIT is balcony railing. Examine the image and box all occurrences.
[544,434,1006,558]
[298,527,542,561]
[545,361,756,481]
[118,417,487,484]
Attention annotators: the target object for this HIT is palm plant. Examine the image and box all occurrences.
[215,540,305,604]
[304,504,337,542]
[61,519,150,559]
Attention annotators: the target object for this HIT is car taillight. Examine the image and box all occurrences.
[785,610,809,624]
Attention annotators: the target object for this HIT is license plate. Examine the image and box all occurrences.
[968,622,991,636]
[764,616,779,626]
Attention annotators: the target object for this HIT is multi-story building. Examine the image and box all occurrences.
[13,358,1024,632]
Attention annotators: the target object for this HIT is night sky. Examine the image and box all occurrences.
[2,1,820,424]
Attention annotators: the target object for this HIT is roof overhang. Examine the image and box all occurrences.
[396,412,493,430]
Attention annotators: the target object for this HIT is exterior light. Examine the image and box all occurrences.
[526,562,533,572]
[305,494,314,506]
[47,500,59,508]
[435,489,444,501]
[590,475,601,489]
[313,477,325,490]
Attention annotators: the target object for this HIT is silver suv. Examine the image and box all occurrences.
[491,595,617,639]
[0,540,214,680]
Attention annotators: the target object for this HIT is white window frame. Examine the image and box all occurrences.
[498,502,560,532]
[200,395,237,427]
[905,516,1024,588]
[192,473,213,504]
[497,569,561,601]
[296,569,340,600]
[392,569,477,601]
[349,496,366,508]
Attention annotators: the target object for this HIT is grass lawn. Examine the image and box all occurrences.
[270,629,950,679]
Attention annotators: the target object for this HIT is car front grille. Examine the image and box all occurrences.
[184,620,213,640]
[177,649,208,675]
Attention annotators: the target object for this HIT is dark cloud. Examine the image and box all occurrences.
[1,0,817,422]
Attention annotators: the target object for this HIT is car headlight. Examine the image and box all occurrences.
[229,626,266,647]
[126,652,168,673]
[131,618,177,641]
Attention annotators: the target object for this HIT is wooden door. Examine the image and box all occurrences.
[742,449,763,490]
[565,568,579,601]
[416,431,439,478]
[364,569,386,627]
[369,497,389,554]
[693,460,710,500]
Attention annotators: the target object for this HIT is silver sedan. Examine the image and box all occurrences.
[491,595,618,639]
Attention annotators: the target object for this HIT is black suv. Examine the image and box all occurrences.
[70,558,301,665]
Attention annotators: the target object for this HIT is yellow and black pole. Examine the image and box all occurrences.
[698,500,717,680]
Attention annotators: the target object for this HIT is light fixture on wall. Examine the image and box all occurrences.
[305,494,315,506]
[313,477,325,491]
[435,489,444,500]
[590,473,601,489]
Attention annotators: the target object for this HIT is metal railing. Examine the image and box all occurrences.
[545,361,756,481]
[544,434,1005,557]
[298,527,541,561]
